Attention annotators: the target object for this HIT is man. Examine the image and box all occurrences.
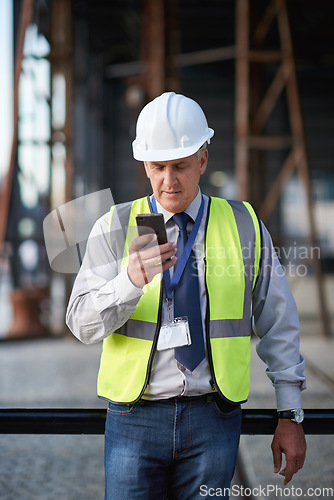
[66,92,306,499]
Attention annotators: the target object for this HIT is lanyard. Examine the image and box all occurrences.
[151,195,204,301]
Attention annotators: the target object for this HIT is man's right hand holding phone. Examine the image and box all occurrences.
[128,234,177,288]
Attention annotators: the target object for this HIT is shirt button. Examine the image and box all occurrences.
[179,364,187,372]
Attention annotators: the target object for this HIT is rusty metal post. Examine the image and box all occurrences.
[0,0,50,339]
[275,0,331,337]
[49,0,74,333]
[0,0,34,258]
[141,0,166,101]
[235,0,331,337]
[50,0,74,206]
[235,0,250,201]
[136,0,180,197]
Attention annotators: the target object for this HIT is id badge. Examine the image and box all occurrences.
[157,317,192,351]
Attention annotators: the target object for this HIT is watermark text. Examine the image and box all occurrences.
[200,483,334,497]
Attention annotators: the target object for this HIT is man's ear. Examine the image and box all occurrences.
[143,161,150,178]
[199,149,208,175]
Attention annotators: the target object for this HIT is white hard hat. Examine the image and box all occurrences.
[132,92,214,161]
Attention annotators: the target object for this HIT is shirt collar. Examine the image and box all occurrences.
[153,188,202,223]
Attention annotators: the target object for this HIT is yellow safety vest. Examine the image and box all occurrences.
[97,196,261,405]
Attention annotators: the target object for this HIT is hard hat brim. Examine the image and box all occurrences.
[132,128,214,162]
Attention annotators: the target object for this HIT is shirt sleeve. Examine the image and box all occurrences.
[66,213,143,344]
[252,221,307,411]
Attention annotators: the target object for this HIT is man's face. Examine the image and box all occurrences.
[144,149,208,213]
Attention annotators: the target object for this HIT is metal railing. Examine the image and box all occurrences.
[0,409,333,435]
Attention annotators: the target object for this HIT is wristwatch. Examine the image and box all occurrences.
[277,408,304,424]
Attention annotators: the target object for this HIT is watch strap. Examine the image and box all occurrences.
[277,410,295,419]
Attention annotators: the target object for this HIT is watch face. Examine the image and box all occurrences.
[294,408,304,423]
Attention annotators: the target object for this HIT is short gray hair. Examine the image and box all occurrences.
[197,142,208,159]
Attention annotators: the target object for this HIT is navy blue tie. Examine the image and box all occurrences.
[173,212,205,371]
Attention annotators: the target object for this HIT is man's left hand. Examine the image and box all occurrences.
[271,419,307,485]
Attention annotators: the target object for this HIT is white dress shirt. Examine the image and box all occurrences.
[66,189,306,410]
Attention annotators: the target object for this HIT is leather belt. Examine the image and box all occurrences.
[141,393,239,414]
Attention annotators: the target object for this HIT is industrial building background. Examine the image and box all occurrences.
[0,1,333,498]
[0,0,334,340]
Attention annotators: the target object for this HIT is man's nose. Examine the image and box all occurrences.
[164,169,177,187]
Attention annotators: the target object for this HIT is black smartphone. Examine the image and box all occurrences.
[136,213,168,245]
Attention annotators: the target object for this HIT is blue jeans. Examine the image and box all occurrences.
[104,395,241,499]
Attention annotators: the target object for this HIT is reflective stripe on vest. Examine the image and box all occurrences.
[97,196,261,404]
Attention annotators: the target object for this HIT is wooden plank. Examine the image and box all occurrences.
[248,50,282,63]
[248,135,293,149]
[173,46,236,67]
[252,0,277,46]
[259,148,296,221]
[251,63,291,134]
